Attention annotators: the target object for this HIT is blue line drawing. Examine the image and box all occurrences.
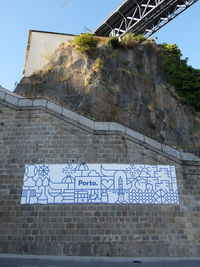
[21,164,179,205]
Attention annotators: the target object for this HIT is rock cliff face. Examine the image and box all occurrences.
[15,42,200,156]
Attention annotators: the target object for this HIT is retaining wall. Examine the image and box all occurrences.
[0,86,200,256]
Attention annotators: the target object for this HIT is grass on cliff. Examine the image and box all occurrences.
[72,33,99,53]
[120,33,148,48]
[105,33,154,49]
[161,43,200,111]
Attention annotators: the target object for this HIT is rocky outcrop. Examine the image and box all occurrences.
[15,42,200,156]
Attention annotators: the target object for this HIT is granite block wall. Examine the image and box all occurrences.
[0,98,200,257]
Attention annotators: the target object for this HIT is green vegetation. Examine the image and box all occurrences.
[105,33,151,49]
[72,33,99,54]
[120,33,137,48]
[161,43,200,111]
[106,36,121,49]
[120,33,147,48]
[134,34,147,42]
[93,57,104,70]
[71,33,200,111]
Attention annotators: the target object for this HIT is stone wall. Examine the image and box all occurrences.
[0,87,200,257]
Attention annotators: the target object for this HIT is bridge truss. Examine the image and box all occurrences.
[93,0,198,38]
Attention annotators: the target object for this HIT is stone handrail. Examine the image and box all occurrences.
[0,86,199,162]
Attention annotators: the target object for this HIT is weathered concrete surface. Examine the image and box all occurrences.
[1,90,200,257]
[15,43,200,157]
[23,31,74,77]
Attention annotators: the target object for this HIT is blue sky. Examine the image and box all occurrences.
[1,0,200,91]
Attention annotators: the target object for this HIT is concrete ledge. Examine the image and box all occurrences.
[144,136,162,151]
[33,99,48,108]
[94,122,110,131]
[47,101,62,114]
[0,86,24,98]
[1,87,200,162]
[62,107,79,122]
[162,145,181,159]
[78,115,95,129]
[126,127,145,142]
[5,94,19,106]
[180,152,200,162]
[109,122,126,134]
[18,98,33,107]
[0,91,6,101]
[0,254,200,263]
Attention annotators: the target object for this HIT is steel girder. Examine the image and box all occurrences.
[93,0,198,38]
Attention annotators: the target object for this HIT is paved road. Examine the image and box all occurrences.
[0,258,200,267]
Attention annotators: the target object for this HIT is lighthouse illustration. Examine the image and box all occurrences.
[114,171,129,204]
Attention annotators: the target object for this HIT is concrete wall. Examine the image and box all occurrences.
[23,30,108,77]
[24,31,75,77]
[0,87,200,257]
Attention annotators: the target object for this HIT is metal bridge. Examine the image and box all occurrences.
[93,0,198,38]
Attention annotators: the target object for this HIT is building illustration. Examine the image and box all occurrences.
[21,163,179,205]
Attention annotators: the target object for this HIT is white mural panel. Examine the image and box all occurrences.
[21,164,179,205]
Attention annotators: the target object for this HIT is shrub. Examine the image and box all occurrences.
[106,36,121,49]
[120,33,147,48]
[72,33,99,54]
[143,38,155,44]
[94,57,104,70]
[162,43,182,58]
[161,43,200,111]
[134,34,147,42]
[120,33,137,48]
